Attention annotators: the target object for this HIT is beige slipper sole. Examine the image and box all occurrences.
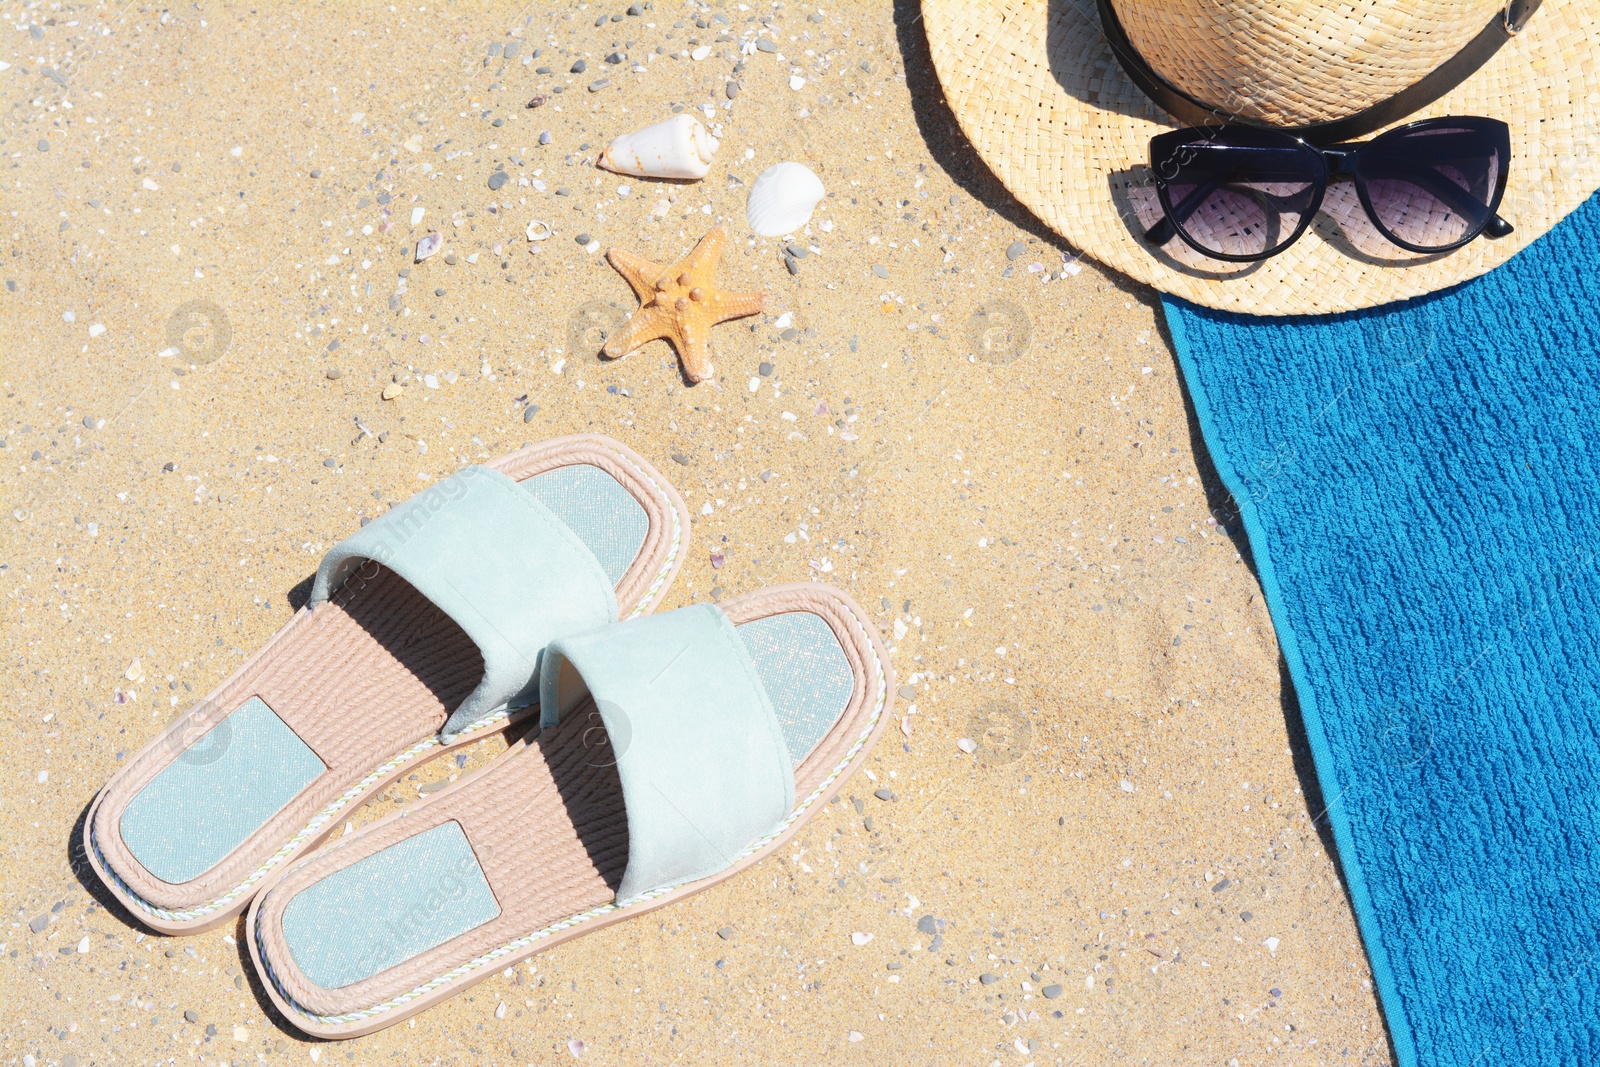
[85,434,689,935]
[246,583,893,1037]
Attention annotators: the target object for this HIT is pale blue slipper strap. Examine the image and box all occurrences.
[311,464,619,738]
[538,603,797,902]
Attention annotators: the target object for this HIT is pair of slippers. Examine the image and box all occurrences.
[84,435,894,1037]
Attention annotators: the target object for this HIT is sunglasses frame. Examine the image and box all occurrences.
[1145,116,1514,263]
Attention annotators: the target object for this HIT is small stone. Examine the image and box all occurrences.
[1006,240,1026,261]
[28,915,47,933]
[1211,877,1231,893]
[488,171,509,191]
[606,51,625,64]
[916,915,938,936]
[382,382,405,401]
[588,79,611,92]
[897,684,916,700]
[37,139,49,152]
[492,117,505,127]
[784,255,799,276]
[629,2,643,13]
[672,452,690,465]
[785,242,809,259]
[326,368,344,380]
[540,130,553,145]
[1240,911,1253,922]
[871,264,889,279]
[726,81,740,100]
[323,458,338,469]
[851,797,864,814]
[575,233,592,246]
[309,168,322,178]
[523,404,540,423]
[183,1010,200,1023]
[873,788,895,802]
[758,361,774,377]
[717,926,734,940]
[571,59,588,73]
[756,38,776,53]
[979,973,1000,985]
[1042,983,1064,999]
[435,287,447,297]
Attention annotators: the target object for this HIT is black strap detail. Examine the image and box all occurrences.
[1097,0,1541,145]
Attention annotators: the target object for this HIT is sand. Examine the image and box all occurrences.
[1,2,1392,1064]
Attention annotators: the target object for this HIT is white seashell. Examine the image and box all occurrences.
[414,232,442,261]
[526,220,551,242]
[745,162,825,237]
[597,114,719,180]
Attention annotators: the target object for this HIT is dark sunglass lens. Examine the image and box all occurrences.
[1154,131,1321,259]
[1360,124,1504,249]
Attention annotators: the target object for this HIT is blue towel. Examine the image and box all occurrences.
[1163,194,1600,1067]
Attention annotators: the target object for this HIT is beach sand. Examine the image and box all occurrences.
[1,2,1391,1064]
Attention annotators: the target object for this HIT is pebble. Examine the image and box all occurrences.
[758,361,774,377]
[629,2,644,13]
[382,382,405,401]
[28,915,47,933]
[917,915,938,936]
[575,232,592,246]
[1211,878,1231,893]
[326,368,344,380]
[784,256,799,276]
[309,168,322,178]
[755,38,777,53]
[871,264,889,279]
[589,79,611,92]
[37,139,49,152]
[785,242,809,259]
[726,81,740,99]
[717,926,734,940]
[897,684,917,700]
[692,45,712,61]
[488,171,509,191]
[1042,983,1064,999]
[540,130,553,145]
[571,59,587,73]
[523,404,540,423]
[979,973,1000,985]
[323,458,338,469]
[435,287,447,297]
[183,1010,200,1024]
[1006,240,1026,261]
[873,788,895,802]
[607,51,625,64]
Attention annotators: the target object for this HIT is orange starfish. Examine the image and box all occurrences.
[602,226,766,383]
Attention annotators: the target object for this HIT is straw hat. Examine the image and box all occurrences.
[922,0,1600,314]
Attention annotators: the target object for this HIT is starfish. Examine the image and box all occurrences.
[602,226,766,383]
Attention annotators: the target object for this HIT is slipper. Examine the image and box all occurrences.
[85,434,690,935]
[245,583,892,1037]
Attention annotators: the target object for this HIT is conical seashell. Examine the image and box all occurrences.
[597,115,719,180]
[745,162,825,237]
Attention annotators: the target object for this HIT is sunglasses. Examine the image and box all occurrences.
[1144,117,1514,262]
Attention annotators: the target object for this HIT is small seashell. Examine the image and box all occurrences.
[745,162,825,237]
[597,114,719,180]
[415,232,442,261]
[526,220,552,242]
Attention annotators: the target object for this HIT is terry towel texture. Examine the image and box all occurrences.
[1163,193,1600,1067]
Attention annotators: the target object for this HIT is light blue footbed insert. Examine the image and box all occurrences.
[120,697,326,885]
[280,821,499,990]
[116,464,648,887]
[521,464,650,586]
[737,612,855,767]
[279,610,852,989]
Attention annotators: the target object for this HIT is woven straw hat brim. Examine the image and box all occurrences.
[922,0,1600,315]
